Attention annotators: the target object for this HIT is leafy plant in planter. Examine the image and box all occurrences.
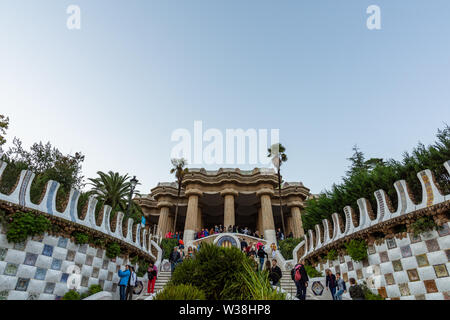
[72,231,89,245]
[160,238,179,260]
[6,211,51,243]
[410,216,441,236]
[344,239,368,262]
[278,237,303,260]
[106,242,121,259]
[325,249,338,262]
[304,264,323,278]
[154,284,206,300]
[136,259,150,278]
[62,290,81,300]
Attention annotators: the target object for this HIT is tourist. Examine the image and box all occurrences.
[204,228,210,237]
[335,272,346,300]
[214,225,219,233]
[127,266,137,300]
[169,246,180,273]
[348,278,365,300]
[271,243,278,261]
[291,260,309,300]
[228,225,233,232]
[147,262,157,294]
[248,244,256,258]
[269,259,282,287]
[264,259,271,271]
[325,269,337,300]
[118,265,131,300]
[240,238,248,252]
[243,227,249,235]
[257,245,268,271]
[209,228,214,236]
[178,238,184,249]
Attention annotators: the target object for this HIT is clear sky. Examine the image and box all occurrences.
[0,0,449,195]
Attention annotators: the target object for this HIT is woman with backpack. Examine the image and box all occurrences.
[147,262,158,294]
[291,260,309,300]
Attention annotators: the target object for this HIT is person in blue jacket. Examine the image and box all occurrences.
[118,265,131,300]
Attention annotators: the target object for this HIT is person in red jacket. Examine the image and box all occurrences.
[147,262,158,294]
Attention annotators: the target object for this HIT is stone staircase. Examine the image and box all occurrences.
[135,271,172,300]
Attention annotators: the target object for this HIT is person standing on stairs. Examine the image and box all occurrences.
[118,265,131,300]
[325,269,337,300]
[269,259,282,287]
[147,262,158,294]
[127,266,137,300]
[257,245,268,271]
[291,260,309,300]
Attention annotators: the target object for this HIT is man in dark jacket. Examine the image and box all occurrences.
[240,239,248,252]
[257,246,268,271]
[325,269,337,300]
[291,260,309,300]
[169,246,181,273]
[349,278,366,300]
[269,259,282,286]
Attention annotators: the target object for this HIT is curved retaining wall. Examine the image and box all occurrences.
[291,161,450,300]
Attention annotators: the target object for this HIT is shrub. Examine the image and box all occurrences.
[344,239,368,262]
[106,242,121,259]
[304,265,323,278]
[62,290,81,300]
[154,284,206,300]
[6,211,51,243]
[136,259,149,278]
[72,231,89,245]
[87,284,102,296]
[410,217,441,236]
[160,238,179,260]
[278,237,303,260]
[360,281,384,300]
[171,243,251,300]
[325,249,338,262]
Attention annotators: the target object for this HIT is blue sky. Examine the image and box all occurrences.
[0,1,449,194]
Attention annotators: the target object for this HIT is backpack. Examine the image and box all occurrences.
[291,264,302,282]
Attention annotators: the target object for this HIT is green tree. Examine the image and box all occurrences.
[170,158,188,234]
[268,143,288,235]
[0,114,9,148]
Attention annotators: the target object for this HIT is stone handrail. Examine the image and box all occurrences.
[293,160,450,261]
[0,160,162,263]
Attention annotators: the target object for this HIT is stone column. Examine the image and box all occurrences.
[288,200,304,238]
[167,215,174,233]
[257,207,263,237]
[256,188,276,245]
[157,199,173,238]
[197,206,203,231]
[221,189,238,230]
[183,189,202,246]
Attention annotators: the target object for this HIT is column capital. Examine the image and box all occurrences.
[185,188,203,197]
[157,201,173,209]
[287,200,303,208]
[220,188,239,197]
[256,188,274,198]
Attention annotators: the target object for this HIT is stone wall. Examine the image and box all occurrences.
[0,225,148,300]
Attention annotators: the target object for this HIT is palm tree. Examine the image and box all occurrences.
[170,158,189,233]
[267,143,288,236]
[88,171,142,221]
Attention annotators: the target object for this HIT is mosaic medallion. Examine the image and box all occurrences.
[386,238,397,249]
[311,281,324,296]
[425,239,440,252]
[85,255,93,266]
[415,294,426,300]
[407,269,420,282]
[34,268,47,280]
[57,237,68,248]
[400,245,412,258]
[0,290,9,300]
[44,282,55,294]
[424,280,438,293]
[42,244,54,257]
[51,259,62,271]
[60,273,69,283]
[0,248,7,261]
[102,259,109,270]
[79,244,88,254]
[398,283,410,296]
[112,283,117,293]
[107,271,113,281]
[24,253,38,266]
[409,233,421,244]
[356,269,363,280]
[379,251,389,263]
[438,223,450,237]
[66,250,76,262]
[92,267,99,278]
[347,261,354,271]
[377,287,387,299]
[14,242,26,251]
[15,278,30,291]
[96,249,104,258]
[4,263,18,276]
[27,292,39,300]
[392,260,403,272]
[81,276,89,287]
[385,273,395,285]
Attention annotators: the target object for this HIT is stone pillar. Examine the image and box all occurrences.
[221,189,238,230]
[197,206,203,231]
[257,207,263,237]
[286,214,293,236]
[157,200,173,238]
[288,200,304,238]
[167,215,174,233]
[257,188,276,245]
[183,189,202,246]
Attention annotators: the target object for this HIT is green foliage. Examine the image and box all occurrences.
[171,243,253,300]
[360,281,384,300]
[0,161,28,195]
[410,216,441,236]
[302,126,450,231]
[106,242,121,259]
[72,231,89,245]
[278,237,303,260]
[161,238,179,260]
[87,284,102,296]
[62,290,81,300]
[0,114,9,147]
[325,249,338,262]
[136,259,150,278]
[6,211,51,243]
[304,265,323,278]
[344,239,368,262]
[154,284,206,300]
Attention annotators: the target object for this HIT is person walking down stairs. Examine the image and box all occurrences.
[147,262,158,294]
[269,259,282,287]
[291,260,309,300]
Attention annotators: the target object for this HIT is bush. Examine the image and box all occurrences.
[325,249,338,262]
[6,211,51,243]
[87,284,102,296]
[304,265,323,278]
[161,238,179,260]
[278,237,303,260]
[106,242,121,259]
[171,243,252,300]
[72,231,89,245]
[62,290,81,300]
[344,239,368,262]
[360,281,384,300]
[154,284,206,300]
[136,259,149,278]
[410,216,441,236]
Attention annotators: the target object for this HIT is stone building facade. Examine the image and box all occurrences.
[137,168,310,247]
